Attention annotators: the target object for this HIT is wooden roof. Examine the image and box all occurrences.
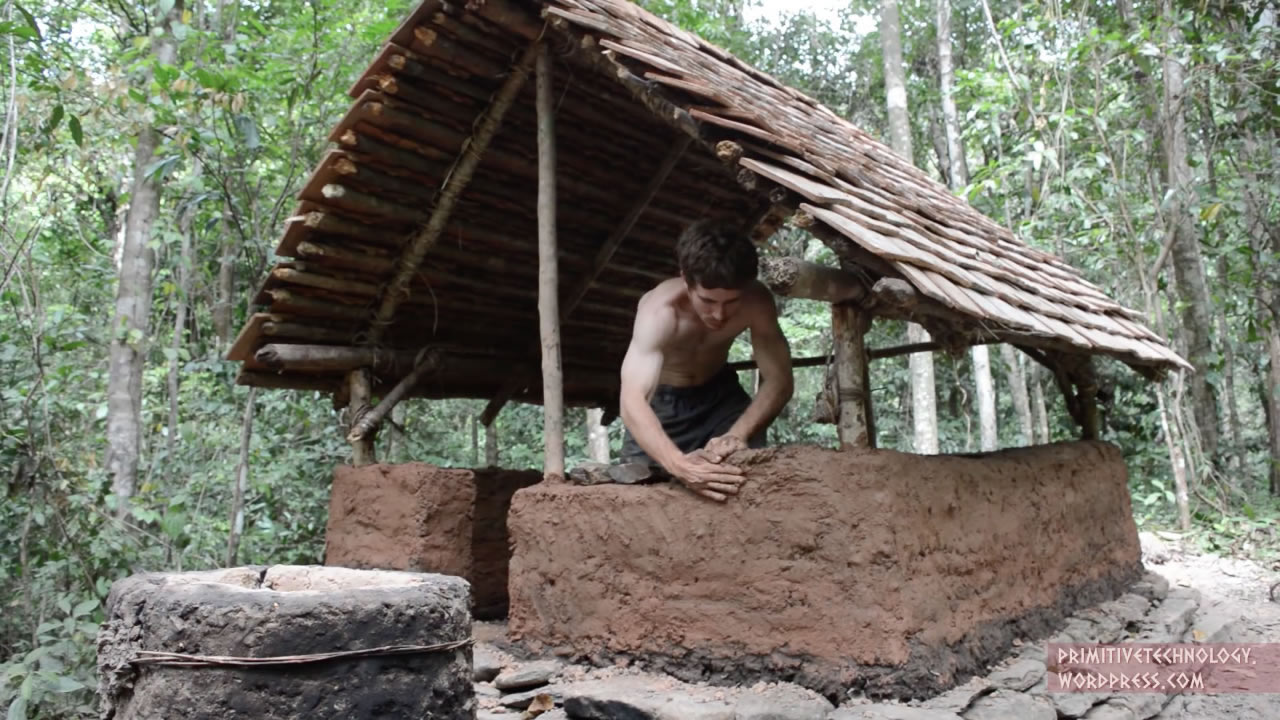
[227,0,1188,414]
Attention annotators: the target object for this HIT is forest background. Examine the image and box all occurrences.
[1,0,1277,717]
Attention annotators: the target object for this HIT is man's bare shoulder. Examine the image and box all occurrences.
[635,278,685,316]
[743,280,780,318]
[632,278,683,340]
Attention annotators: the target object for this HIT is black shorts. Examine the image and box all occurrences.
[620,366,768,467]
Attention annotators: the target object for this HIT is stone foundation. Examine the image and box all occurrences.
[506,441,1143,699]
[324,463,541,619]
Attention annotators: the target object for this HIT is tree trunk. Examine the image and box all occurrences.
[471,413,479,467]
[1157,384,1192,531]
[1267,326,1280,496]
[937,0,995,450]
[972,345,997,450]
[213,234,235,345]
[1215,261,1242,470]
[227,387,256,566]
[883,0,939,455]
[936,0,970,189]
[1161,0,1218,461]
[1030,364,1050,443]
[1001,344,1033,445]
[881,0,913,162]
[586,408,610,462]
[106,6,178,516]
[389,403,408,463]
[485,419,499,467]
[165,185,198,485]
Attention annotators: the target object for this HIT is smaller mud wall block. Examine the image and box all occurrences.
[96,566,473,719]
[324,463,541,619]
[506,441,1143,700]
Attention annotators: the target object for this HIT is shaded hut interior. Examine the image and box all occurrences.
[228,0,1189,444]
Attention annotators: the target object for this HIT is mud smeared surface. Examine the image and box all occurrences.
[96,566,472,720]
[506,441,1142,699]
[324,463,539,619]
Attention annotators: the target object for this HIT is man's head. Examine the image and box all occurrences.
[676,220,758,330]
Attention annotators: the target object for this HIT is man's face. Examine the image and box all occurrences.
[685,281,743,330]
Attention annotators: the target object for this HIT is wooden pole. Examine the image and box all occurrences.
[346,368,376,465]
[480,133,693,426]
[1076,358,1101,440]
[363,38,539,346]
[832,302,873,448]
[536,44,565,482]
[347,348,443,443]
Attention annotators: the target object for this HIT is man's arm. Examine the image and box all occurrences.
[722,286,794,443]
[620,300,746,501]
[618,302,686,472]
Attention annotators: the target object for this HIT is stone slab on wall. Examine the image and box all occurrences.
[506,441,1143,700]
[324,463,540,620]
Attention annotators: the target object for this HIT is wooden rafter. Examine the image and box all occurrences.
[363,37,540,347]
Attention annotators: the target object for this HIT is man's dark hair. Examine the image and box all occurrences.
[675,220,758,290]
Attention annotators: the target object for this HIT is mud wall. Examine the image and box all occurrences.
[505,441,1143,699]
[324,463,540,619]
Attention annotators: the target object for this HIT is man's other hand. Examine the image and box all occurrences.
[703,434,748,463]
[672,450,744,502]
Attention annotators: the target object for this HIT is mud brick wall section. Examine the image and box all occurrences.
[324,464,541,620]
[505,441,1144,700]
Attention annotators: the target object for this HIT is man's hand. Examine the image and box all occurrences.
[671,450,744,502]
[703,434,747,463]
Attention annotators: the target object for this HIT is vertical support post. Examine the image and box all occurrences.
[1077,359,1100,440]
[536,43,565,482]
[861,345,877,449]
[346,368,376,465]
[832,302,873,448]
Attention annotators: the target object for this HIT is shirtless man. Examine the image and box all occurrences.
[619,220,794,502]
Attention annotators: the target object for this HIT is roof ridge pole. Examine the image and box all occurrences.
[363,35,541,347]
[536,42,566,483]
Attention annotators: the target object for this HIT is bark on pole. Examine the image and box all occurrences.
[536,44,565,482]
[758,257,866,304]
[832,303,872,448]
[348,349,443,443]
[346,369,376,465]
[1161,0,1219,460]
[106,6,178,517]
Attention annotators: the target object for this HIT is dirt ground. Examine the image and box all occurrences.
[1138,532,1280,719]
